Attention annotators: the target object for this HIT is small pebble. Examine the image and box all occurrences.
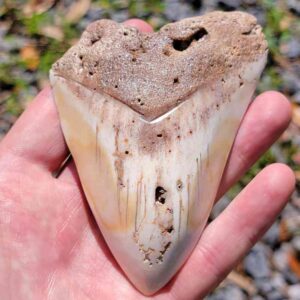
[273,244,291,272]
[292,236,300,252]
[165,0,195,21]
[287,0,300,15]
[266,290,286,300]
[217,0,243,9]
[293,91,300,104]
[255,278,273,295]
[111,10,129,23]
[282,71,300,94]
[251,297,264,300]
[244,244,271,279]
[287,284,300,299]
[207,284,247,300]
[283,270,299,285]
[280,38,300,59]
[271,272,287,291]
[262,222,280,248]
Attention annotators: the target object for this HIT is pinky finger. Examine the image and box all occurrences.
[167,163,295,300]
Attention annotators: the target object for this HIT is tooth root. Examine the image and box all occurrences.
[50,52,266,294]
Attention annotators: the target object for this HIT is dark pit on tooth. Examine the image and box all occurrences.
[155,186,167,204]
[172,28,208,51]
[177,180,183,191]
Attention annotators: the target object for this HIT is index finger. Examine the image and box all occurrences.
[0,20,153,174]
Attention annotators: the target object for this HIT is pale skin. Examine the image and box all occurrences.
[0,19,296,299]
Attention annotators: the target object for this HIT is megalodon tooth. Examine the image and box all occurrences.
[49,11,268,295]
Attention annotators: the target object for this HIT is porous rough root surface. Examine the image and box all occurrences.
[50,11,268,295]
[52,11,267,121]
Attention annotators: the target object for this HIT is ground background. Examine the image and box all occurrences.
[0,0,300,299]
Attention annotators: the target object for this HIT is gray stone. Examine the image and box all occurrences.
[282,71,300,94]
[165,0,195,21]
[287,0,300,15]
[110,10,129,23]
[244,244,271,279]
[273,244,291,272]
[293,91,300,104]
[287,284,300,299]
[266,290,287,300]
[262,222,280,247]
[271,272,287,291]
[207,285,246,300]
[242,0,257,5]
[281,38,300,59]
[283,270,299,285]
[292,236,300,252]
[247,7,266,26]
[86,8,106,22]
[250,297,264,300]
[0,35,28,52]
[255,278,273,295]
[217,0,243,9]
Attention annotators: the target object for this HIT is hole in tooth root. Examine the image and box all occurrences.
[155,186,167,204]
[177,179,183,190]
[166,225,174,234]
[173,77,179,84]
[173,28,208,51]
[163,48,171,56]
[157,133,163,138]
[91,36,101,45]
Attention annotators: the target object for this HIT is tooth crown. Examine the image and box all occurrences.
[50,11,268,295]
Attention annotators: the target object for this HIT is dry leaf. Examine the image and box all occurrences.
[227,271,257,296]
[288,252,300,278]
[40,25,64,41]
[279,219,291,241]
[292,152,300,165]
[23,0,55,16]
[20,44,40,71]
[280,15,292,31]
[65,0,91,23]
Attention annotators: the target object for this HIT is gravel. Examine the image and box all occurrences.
[287,284,300,299]
[244,244,271,279]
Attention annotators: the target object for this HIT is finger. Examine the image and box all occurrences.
[0,87,68,172]
[168,163,295,299]
[124,19,153,32]
[0,20,153,175]
[218,91,291,198]
[58,19,153,183]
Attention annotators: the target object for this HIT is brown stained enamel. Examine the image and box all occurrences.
[52,11,267,121]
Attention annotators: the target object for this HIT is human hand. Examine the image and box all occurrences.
[0,19,295,300]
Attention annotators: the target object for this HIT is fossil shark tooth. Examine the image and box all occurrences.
[50,11,268,295]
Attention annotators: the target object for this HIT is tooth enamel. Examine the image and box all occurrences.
[50,11,268,295]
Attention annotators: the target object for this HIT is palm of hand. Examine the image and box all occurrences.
[0,20,295,300]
